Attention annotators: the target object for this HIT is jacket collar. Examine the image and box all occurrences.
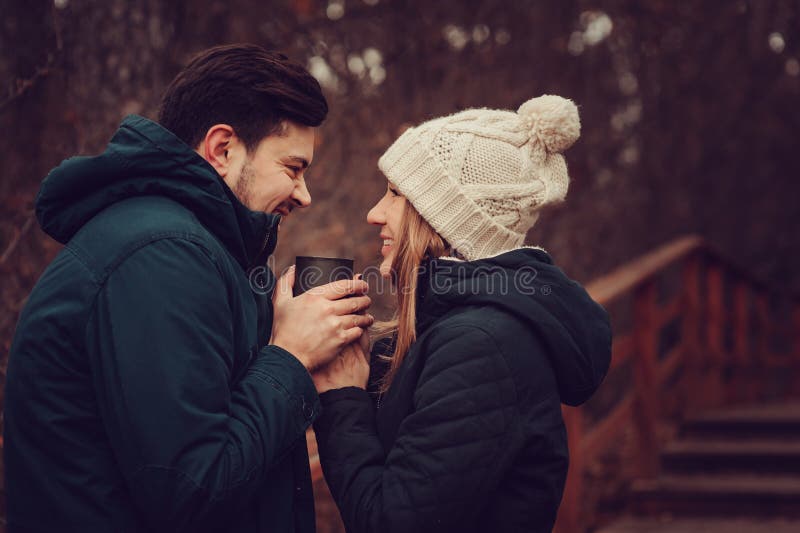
[123,116,281,270]
[36,115,280,271]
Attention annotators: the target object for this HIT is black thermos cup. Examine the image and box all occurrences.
[293,256,355,297]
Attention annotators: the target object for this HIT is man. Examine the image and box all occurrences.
[4,44,372,532]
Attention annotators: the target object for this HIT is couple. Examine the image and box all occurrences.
[4,44,611,533]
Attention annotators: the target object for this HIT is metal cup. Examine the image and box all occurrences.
[293,256,355,297]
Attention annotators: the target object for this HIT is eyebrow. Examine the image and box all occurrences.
[284,155,309,169]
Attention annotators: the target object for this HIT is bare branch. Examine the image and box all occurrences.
[0,1,64,116]
[0,214,35,266]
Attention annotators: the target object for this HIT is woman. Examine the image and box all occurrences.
[311,95,612,533]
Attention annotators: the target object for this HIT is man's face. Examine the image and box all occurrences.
[223,122,315,220]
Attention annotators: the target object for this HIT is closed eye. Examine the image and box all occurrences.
[283,155,309,176]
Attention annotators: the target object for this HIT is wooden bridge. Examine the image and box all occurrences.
[596,402,800,532]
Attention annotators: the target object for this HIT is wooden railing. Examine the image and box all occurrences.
[308,235,800,532]
[554,235,800,532]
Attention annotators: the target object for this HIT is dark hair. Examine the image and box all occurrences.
[158,44,328,151]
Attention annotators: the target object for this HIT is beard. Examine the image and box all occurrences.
[233,160,255,210]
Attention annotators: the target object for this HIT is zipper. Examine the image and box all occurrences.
[258,216,274,261]
[258,229,271,262]
[250,216,277,270]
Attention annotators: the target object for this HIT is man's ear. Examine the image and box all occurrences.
[197,124,236,177]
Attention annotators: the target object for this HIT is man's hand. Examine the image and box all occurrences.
[271,267,373,371]
[312,330,371,393]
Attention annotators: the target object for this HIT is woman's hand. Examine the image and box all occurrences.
[312,329,371,394]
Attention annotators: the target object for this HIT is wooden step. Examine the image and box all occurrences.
[681,404,800,440]
[597,516,800,533]
[661,439,800,474]
[631,474,800,517]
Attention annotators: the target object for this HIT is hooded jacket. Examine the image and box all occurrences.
[313,249,612,533]
[4,115,320,533]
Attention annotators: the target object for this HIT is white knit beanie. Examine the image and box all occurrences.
[378,95,580,261]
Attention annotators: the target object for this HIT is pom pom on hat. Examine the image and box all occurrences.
[517,95,581,154]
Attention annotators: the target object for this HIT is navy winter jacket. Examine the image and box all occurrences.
[4,115,319,533]
[313,250,612,533]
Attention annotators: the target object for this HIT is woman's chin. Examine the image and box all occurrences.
[379,260,392,279]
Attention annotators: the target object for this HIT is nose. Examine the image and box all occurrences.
[291,176,312,209]
[367,196,386,226]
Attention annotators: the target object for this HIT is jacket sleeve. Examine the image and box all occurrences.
[85,237,319,532]
[314,325,520,533]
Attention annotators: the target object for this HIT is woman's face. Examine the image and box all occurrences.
[367,182,407,279]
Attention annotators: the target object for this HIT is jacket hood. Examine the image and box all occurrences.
[417,248,612,406]
[35,115,279,270]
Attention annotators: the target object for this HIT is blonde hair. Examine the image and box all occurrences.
[373,201,448,393]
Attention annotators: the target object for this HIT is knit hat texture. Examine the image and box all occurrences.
[378,95,580,261]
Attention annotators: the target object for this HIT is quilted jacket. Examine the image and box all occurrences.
[313,249,612,533]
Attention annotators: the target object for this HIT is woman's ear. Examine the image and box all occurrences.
[197,124,236,177]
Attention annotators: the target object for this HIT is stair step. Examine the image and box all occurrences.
[631,475,800,516]
[661,439,800,473]
[596,517,800,533]
[682,404,800,440]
